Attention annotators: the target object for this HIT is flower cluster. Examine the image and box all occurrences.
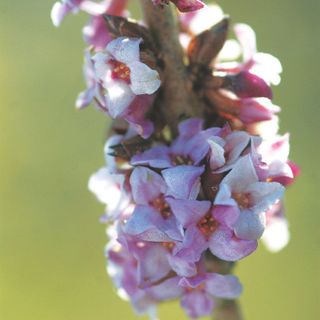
[52,1,298,319]
[88,117,296,318]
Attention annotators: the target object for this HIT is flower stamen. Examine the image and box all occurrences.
[232,192,251,209]
[109,60,131,82]
[197,213,219,239]
[151,196,172,219]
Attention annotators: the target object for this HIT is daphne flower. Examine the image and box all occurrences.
[93,37,160,115]
[132,118,214,167]
[120,234,197,288]
[261,201,290,252]
[215,155,285,240]
[51,0,109,27]
[77,37,160,138]
[106,235,158,319]
[124,167,185,242]
[88,167,130,222]
[255,133,299,186]
[217,23,282,86]
[168,197,257,262]
[148,273,242,318]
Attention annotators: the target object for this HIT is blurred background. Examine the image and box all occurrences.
[1,0,319,319]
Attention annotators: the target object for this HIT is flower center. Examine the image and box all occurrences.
[197,213,219,239]
[232,192,250,209]
[185,283,206,293]
[109,60,131,82]
[170,154,194,166]
[161,242,175,251]
[150,196,172,219]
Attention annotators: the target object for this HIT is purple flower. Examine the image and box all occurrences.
[208,127,251,172]
[77,37,161,138]
[124,167,185,242]
[93,37,161,112]
[148,272,242,318]
[88,167,130,222]
[215,155,285,240]
[51,0,107,27]
[217,23,282,86]
[106,235,158,319]
[254,133,299,186]
[132,118,216,169]
[51,0,128,27]
[120,234,197,288]
[168,197,257,262]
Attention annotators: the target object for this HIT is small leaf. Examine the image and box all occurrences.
[188,17,229,66]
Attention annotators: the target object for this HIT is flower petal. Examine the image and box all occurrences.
[124,205,183,242]
[174,225,208,262]
[245,181,285,213]
[209,226,257,261]
[162,165,204,200]
[180,291,214,318]
[107,37,142,64]
[178,118,204,137]
[147,276,183,301]
[129,61,161,95]
[234,23,257,61]
[130,242,172,288]
[212,205,240,228]
[105,80,135,118]
[167,254,197,277]
[131,145,171,169]
[222,155,258,192]
[208,137,226,170]
[233,210,266,240]
[166,198,211,228]
[206,273,242,299]
[262,217,290,252]
[130,167,166,204]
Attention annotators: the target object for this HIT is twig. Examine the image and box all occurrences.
[140,0,202,136]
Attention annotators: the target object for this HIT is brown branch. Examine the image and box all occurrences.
[140,0,203,136]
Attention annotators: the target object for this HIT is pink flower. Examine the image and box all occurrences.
[93,37,161,115]
[217,23,282,86]
[262,201,290,252]
[148,272,242,318]
[215,155,285,241]
[153,0,205,12]
[51,0,128,27]
[77,37,161,137]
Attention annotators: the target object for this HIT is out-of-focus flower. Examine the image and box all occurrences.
[217,23,283,86]
[106,235,158,319]
[262,201,290,252]
[148,272,242,318]
[153,0,205,12]
[51,0,128,27]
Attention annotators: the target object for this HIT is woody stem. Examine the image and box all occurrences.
[213,300,243,320]
[140,0,202,136]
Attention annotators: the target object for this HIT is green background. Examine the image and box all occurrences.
[1,0,319,319]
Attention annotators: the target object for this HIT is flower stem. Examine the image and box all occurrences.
[213,300,243,320]
[140,0,202,136]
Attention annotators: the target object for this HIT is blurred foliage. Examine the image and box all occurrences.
[0,0,319,319]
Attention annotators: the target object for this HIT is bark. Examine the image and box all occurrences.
[140,0,203,136]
